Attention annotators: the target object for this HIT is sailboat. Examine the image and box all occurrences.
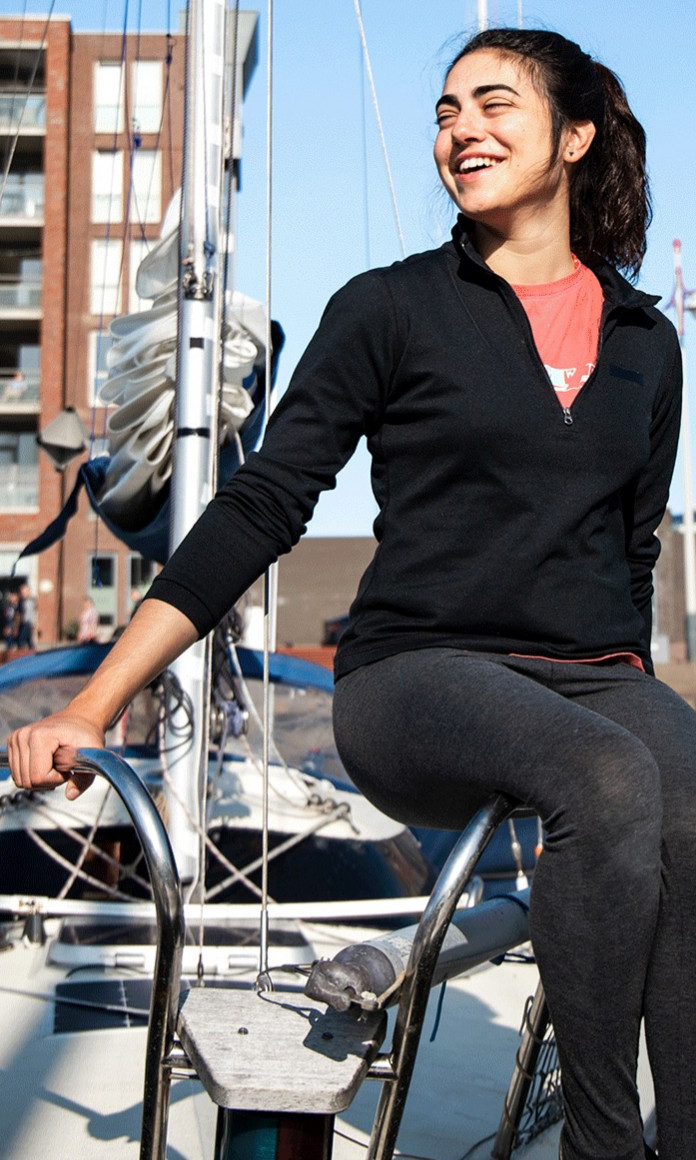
[0,3,658,1159]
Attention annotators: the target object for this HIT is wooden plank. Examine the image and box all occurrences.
[177,987,387,1114]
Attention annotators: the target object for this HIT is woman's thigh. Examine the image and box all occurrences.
[332,648,664,835]
[559,664,696,856]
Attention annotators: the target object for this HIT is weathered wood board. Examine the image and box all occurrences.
[177,987,387,1114]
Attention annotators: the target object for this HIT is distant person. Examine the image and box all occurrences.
[15,582,36,650]
[77,596,99,643]
[129,587,142,619]
[1,590,18,649]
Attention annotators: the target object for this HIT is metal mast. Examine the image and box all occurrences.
[672,240,696,660]
[165,0,227,888]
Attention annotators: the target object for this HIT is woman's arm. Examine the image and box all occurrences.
[8,599,198,798]
[626,328,683,656]
[8,270,398,797]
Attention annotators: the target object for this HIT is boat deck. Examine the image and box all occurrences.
[0,917,570,1160]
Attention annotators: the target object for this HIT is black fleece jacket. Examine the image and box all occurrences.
[147,220,682,678]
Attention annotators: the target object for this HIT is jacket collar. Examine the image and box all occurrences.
[450,215,660,311]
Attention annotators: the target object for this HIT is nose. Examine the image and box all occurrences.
[449,107,485,146]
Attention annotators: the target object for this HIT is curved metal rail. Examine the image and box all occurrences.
[366,793,517,1160]
[2,747,185,1160]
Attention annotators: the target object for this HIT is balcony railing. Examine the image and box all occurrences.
[0,93,46,132]
[0,177,44,219]
[0,370,40,408]
[0,279,41,310]
[0,463,38,508]
[0,174,43,219]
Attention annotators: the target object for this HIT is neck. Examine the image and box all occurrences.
[471,205,576,285]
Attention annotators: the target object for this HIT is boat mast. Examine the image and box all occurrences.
[165,0,227,888]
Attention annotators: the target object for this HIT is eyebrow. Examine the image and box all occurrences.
[435,83,520,113]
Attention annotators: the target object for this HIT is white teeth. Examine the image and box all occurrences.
[458,157,500,172]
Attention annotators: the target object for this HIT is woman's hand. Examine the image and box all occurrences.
[8,712,106,799]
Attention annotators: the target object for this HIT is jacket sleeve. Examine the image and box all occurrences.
[145,270,399,635]
[625,324,682,656]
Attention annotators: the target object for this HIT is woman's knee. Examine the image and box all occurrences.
[543,730,663,859]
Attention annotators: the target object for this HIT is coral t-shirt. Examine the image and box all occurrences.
[512,260,604,411]
[510,261,644,671]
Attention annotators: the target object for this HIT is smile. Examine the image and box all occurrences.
[457,156,503,173]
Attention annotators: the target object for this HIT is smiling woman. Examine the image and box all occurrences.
[6,24,692,1160]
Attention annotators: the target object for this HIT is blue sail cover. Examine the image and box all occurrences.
[0,640,333,694]
[15,321,283,567]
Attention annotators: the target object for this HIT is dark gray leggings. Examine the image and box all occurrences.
[333,650,696,1160]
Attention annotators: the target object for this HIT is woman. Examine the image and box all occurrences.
[8,28,691,1160]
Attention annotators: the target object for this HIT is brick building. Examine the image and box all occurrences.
[0,17,187,643]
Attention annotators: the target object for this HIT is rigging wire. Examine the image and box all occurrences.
[257,0,276,992]
[352,0,406,260]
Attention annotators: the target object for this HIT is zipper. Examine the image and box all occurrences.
[502,285,616,428]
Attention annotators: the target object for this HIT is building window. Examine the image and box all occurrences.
[87,553,117,628]
[87,330,112,406]
[132,61,162,134]
[128,556,156,613]
[94,62,124,134]
[130,149,161,225]
[91,150,123,223]
[91,239,122,316]
[0,420,39,509]
[129,237,150,311]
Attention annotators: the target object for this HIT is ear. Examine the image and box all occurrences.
[563,120,596,164]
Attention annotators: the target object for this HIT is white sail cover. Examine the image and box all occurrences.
[97,195,268,530]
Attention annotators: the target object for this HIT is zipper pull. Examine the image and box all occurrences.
[562,407,573,426]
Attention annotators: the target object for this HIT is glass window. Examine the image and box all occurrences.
[129,555,156,591]
[87,553,117,627]
[94,63,124,134]
[90,239,122,316]
[0,420,39,509]
[132,61,162,134]
[91,150,123,223]
[87,330,112,406]
[130,149,161,225]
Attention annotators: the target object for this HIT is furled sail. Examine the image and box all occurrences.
[17,196,282,567]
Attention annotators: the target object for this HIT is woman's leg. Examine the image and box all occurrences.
[560,666,696,1160]
[333,650,665,1160]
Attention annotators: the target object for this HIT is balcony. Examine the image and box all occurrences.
[0,93,46,134]
[0,175,44,221]
[0,370,40,411]
[0,463,38,509]
[0,278,41,314]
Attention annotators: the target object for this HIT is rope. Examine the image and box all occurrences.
[57,781,113,899]
[352,0,406,259]
[155,676,268,901]
[205,800,353,902]
[7,791,152,896]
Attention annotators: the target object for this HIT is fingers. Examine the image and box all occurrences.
[8,725,66,792]
[65,772,96,800]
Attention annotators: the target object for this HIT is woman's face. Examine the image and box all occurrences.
[434,49,569,233]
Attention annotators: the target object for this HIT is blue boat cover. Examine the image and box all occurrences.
[0,641,333,693]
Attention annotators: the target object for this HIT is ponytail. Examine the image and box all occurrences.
[450,30,651,277]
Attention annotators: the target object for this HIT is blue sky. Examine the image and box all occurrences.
[5,0,696,534]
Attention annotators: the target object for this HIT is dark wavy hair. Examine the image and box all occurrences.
[448,29,651,277]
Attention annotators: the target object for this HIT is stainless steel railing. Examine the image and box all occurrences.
[1,748,185,1160]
